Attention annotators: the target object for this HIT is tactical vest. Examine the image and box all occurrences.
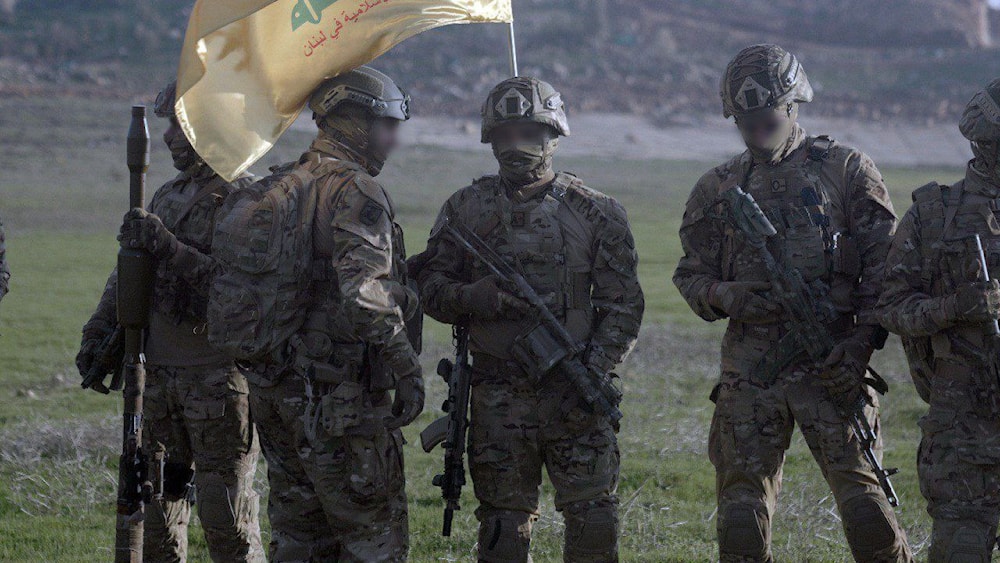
[722,137,861,323]
[150,173,235,324]
[905,177,1000,402]
[460,173,597,361]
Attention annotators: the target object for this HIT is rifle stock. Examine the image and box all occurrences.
[113,105,155,562]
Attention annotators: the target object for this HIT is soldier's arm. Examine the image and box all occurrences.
[414,199,474,325]
[83,269,119,336]
[672,173,728,321]
[587,198,644,370]
[843,152,897,329]
[330,176,420,378]
[878,207,955,336]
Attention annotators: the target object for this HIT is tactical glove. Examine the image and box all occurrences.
[947,280,1000,324]
[708,281,782,323]
[459,275,529,320]
[384,370,424,430]
[390,281,420,321]
[76,327,109,380]
[118,208,180,260]
[820,334,873,409]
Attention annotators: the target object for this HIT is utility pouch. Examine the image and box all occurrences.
[833,233,862,277]
[510,323,570,385]
[319,381,365,437]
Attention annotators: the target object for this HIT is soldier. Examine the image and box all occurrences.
[0,214,8,303]
[673,45,911,562]
[243,66,423,561]
[879,78,1000,561]
[75,82,264,562]
[415,76,644,563]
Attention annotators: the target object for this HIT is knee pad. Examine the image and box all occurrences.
[718,503,767,558]
[931,521,995,563]
[841,495,898,554]
[478,510,533,563]
[563,499,619,561]
[162,462,195,501]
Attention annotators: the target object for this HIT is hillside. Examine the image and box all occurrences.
[1,0,999,122]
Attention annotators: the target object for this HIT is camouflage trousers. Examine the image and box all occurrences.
[248,373,408,562]
[918,360,1000,562]
[469,355,620,563]
[709,365,911,563]
[142,364,264,563]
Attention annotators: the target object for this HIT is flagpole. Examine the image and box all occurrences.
[507,21,518,77]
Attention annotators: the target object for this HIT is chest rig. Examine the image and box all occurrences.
[151,173,233,324]
[479,174,593,323]
[732,137,836,286]
[915,179,1000,298]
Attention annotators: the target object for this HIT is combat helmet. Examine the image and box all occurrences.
[720,44,813,118]
[154,81,177,119]
[309,66,410,121]
[481,77,570,143]
[960,78,1000,143]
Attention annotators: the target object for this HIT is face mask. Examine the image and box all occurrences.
[165,127,200,172]
[972,141,1000,184]
[737,105,800,164]
[493,138,558,185]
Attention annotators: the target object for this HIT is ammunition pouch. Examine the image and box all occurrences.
[510,322,571,385]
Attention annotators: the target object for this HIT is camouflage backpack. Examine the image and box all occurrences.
[901,180,964,403]
[208,154,348,361]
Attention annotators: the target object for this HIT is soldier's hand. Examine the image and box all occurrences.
[951,280,1000,323]
[460,275,529,320]
[708,281,782,323]
[385,371,425,429]
[118,208,180,260]
[820,339,870,408]
[77,327,113,392]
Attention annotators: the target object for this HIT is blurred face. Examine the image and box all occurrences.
[736,108,792,150]
[369,117,402,160]
[163,117,199,171]
[491,122,550,146]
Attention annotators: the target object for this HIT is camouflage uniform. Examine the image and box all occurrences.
[416,77,644,563]
[78,83,263,563]
[879,78,1000,561]
[0,214,8,302]
[245,67,421,562]
[673,45,910,562]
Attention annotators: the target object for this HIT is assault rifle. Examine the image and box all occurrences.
[442,219,623,422]
[719,185,899,507]
[420,324,471,536]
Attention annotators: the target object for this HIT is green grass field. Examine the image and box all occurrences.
[0,96,971,561]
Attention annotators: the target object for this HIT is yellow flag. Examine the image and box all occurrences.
[175,0,513,180]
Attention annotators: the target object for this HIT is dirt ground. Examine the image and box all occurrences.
[295,112,972,168]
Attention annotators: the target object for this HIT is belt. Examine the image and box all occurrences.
[734,314,855,343]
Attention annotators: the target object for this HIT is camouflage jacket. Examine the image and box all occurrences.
[84,167,254,367]
[0,214,8,301]
[673,132,896,373]
[879,167,1000,362]
[288,134,420,385]
[416,172,644,373]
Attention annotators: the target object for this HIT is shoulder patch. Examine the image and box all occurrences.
[359,201,384,226]
[353,174,391,211]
